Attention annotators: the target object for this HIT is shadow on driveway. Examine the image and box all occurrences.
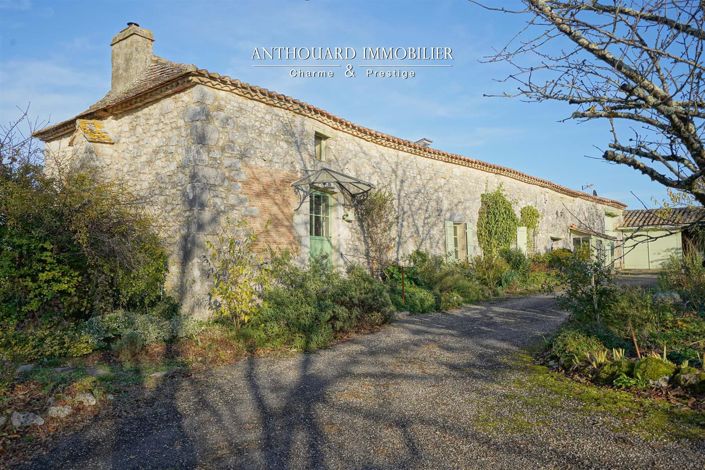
[23,295,704,469]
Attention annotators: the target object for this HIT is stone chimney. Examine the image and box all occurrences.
[110,22,154,93]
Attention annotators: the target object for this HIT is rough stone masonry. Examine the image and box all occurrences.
[35,23,626,319]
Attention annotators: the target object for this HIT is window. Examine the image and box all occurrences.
[573,236,590,252]
[314,132,328,161]
[309,192,330,237]
[445,222,470,262]
[453,223,468,261]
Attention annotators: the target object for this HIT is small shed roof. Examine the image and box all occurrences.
[621,207,705,228]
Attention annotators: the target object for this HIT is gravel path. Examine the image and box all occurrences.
[24,295,705,469]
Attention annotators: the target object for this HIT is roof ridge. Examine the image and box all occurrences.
[621,206,705,227]
[34,60,626,209]
[190,68,625,209]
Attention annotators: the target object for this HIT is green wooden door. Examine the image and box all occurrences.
[310,192,333,263]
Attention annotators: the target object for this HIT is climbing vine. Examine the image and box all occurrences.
[354,189,396,278]
[520,205,540,254]
[477,186,518,258]
[520,206,540,230]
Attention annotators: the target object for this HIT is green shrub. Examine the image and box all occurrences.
[524,271,559,294]
[613,372,648,389]
[327,265,394,329]
[659,251,705,312]
[249,285,333,351]
[477,187,518,257]
[247,261,393,351]
[1,170,170,320]
[83,309,172,347]
[500,269,522,289]
[648,313,705,364]
[603,287,662,356]
[0,115,173,364]
[353,189,396,278]
[634,356,677,383]
[550,329,606,369]
[171,315,210,339]
[391,285,436,314]
[439,290,464,310]
[496,248,530,290]
[0,319,96,362]
[472,255,510,290]
[205,225,271,328]
[445,277,488,303]
[547,248,573,269]
[112,331,145,363]
[500,248,530,276]
[595,359,634,385]
[407,251,460,291]
[558,254,615,324]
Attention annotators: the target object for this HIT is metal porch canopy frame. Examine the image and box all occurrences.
[292,167,375,210]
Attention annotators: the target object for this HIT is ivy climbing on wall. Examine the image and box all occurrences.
[520,205,540,254]
[477,186,518,257]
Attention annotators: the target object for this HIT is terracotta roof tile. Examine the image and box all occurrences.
[34,56,626,209]
[621,207,705,228]
[87,57,195,112]
[34,56,194,137]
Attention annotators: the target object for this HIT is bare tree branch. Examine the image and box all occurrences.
[475,0,705,204]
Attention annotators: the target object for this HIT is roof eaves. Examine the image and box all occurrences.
[569,223,617,240]
[190,70,626,209]
[32,64,626,210]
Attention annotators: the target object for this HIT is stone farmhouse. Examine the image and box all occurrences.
[35,24,629,318]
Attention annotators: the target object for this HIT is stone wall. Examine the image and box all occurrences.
[45,83,622,318]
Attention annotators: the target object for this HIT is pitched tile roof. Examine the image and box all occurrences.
[86,57,196,113]
[621,207,705,228]
[34,55,626,209]
[35,56,195,139]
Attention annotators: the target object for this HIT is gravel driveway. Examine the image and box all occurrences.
[24,295,705,469]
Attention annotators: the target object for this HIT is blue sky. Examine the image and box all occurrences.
[0,0,668,208]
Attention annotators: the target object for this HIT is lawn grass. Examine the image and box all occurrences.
[474,352,705,441]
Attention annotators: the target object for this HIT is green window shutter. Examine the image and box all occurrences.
[465,223,473,260]
[444,221,455,261]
